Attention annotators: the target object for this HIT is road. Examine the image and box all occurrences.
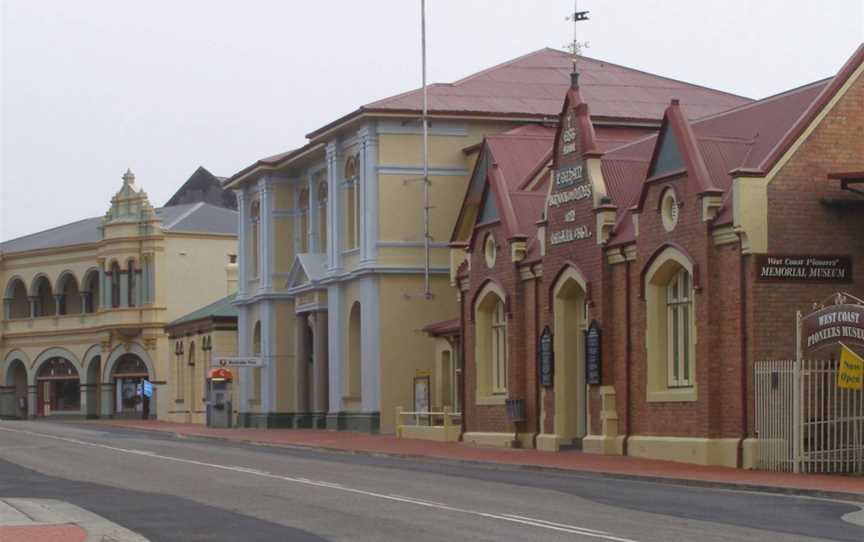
[0,421,861,541]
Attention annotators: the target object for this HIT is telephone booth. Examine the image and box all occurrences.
[206,367,233,428]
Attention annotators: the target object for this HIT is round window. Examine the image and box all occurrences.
[661,188,679,232]
[484,234,497,268]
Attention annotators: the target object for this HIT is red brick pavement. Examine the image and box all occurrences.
[0,524,87,542]
[92,420,864,499]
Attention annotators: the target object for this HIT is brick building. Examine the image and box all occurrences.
[443,44,864,466]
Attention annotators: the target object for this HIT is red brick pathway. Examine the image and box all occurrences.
[0,524,87,542]
[93,420,864,500]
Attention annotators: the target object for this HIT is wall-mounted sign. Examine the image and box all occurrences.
[585,321,602,385]
[837,344,863,390]
[414,375,430,414]
[548,184,592,207]
[801,303,864,353]
[757,255,853,283]
[562,127,577,155]
[550,226,592,245]
[555,164,584,187]
[539,326,554,388]
[214,357,263,368]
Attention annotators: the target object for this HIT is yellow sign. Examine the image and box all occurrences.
[838,343,864,390]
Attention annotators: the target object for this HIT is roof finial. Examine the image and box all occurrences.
[122,168,135,185]
[566,0,590,88]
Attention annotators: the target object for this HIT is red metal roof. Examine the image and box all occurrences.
[307,48,751,139]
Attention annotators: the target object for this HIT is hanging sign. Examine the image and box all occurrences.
[214,357,263,368]
[801,303,864,353]
[837,343,864,390]
[538,326,554,388]
[142,380,153,398]
[757,255,852,283]
[585,320,602,385]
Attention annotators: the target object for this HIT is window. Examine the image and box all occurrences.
[127,260,136,307]
[317,175,328,253]
[474,284,508,402]
[644,247,697,402]
[175,341,186,401]
[484,234,497,269]
[110,262,121,308]
[344,154,360,250]
[666,268,692,387]
[298,187,309,253]
[660,188,679,232]
[250,200,260,278]
[491,299,508,394]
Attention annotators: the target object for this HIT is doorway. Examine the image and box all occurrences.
[553,271,587,446]
[112,354,150,419]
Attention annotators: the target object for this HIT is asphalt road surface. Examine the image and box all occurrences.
[0,421,861,541]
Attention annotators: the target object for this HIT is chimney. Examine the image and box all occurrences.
[226,253,238,295]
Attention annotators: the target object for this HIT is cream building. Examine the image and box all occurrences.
[223,48,751,433]
[0,170,238,420]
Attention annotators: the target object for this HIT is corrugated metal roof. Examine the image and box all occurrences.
[0,203,237,254]
[167,294,238,328]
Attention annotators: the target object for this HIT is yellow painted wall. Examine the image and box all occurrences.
[161,235,237,322]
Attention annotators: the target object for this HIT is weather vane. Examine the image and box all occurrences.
[565,0,590,59]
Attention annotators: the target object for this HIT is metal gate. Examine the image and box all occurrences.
[755,359,864,473]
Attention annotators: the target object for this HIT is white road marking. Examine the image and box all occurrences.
[0,426,638,541]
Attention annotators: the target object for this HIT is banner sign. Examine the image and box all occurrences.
[142,380,153,398]
[214,357,263,368]
[757,255,852,283]
[585,320,602,385]
[838,344,864,390]
[801,304,864,353]
[539,326,554,388]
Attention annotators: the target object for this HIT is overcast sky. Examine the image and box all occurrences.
[1,0,862,242]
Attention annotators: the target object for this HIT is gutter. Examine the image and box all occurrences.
[623,258,633,456]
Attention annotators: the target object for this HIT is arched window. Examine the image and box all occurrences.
[317,174,328,253]
[251,321,262,402]
[32,275,55,317]
[57,273,81,315]
[474,284,508,400]
[110,262,121,308]
[298,187,309,253]
[5,278,30,319]
[644,248,697,402]
[127,259,136,308]
[83,270,100,313]
[250,200,260,279]
[666,268,692,387]
[346,302,362,399]
[175,340,188,401]
[344,154,360,250]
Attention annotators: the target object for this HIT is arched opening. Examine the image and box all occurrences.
[57,273,82,315]
[127,259,137,307]
[32,275,55,317]
[298,187,309,253]
[82,270,100,313]
[344,154,360,250]
[440,349,453,410]
[4,278,30,319]
[250,200,260,279]
[110,261,121,308]
[36,358,80,416]
[187,341,196,418]
[346,302,362,402]
[553,270,587,445]
[6,359,28,418]
[317,175,328,252]
[112,354,151,419]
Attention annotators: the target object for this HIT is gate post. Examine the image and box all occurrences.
[793,310,802,474]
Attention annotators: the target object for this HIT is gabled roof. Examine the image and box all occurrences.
[0,203,238,254]
[167,294,238,329]
[450,125,555,260]
[306,48,750,140]
[605,44,864,246]
[165,166,236,210]
[286,253,327,291]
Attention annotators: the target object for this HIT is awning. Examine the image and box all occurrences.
[207,367,234,381]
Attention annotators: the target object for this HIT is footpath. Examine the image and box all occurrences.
[94,420,864,502]
[0,498,148,542]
